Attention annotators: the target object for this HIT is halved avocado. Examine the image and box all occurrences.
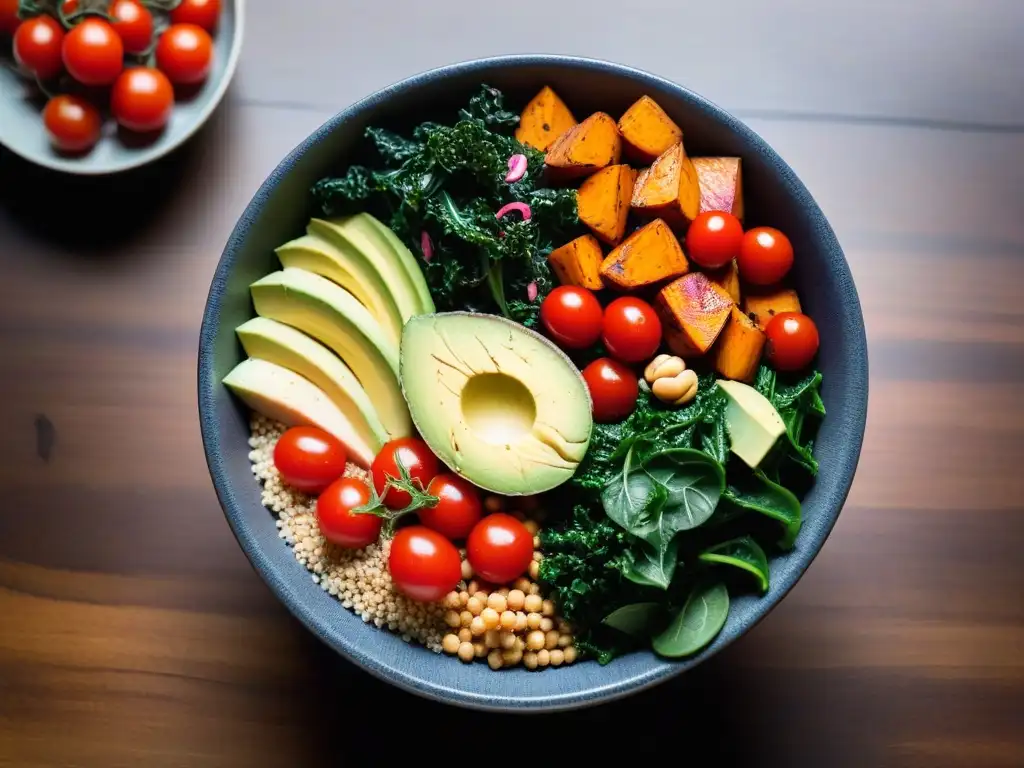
[400,312,593,495]
[275,233,405,346]
[236,316,390,451]
[250,268,411,440]
[223,358,377,467]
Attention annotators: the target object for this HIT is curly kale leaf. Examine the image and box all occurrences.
[458,84,520,131]
[366,127,424,165]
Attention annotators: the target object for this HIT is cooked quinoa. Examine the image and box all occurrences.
[247,414,578,669]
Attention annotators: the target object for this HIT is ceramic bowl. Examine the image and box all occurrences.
[198,55,868,712]
[0,0,244,175]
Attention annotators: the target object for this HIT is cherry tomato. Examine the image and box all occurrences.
[109,0,153,54]
[466,513,533,584]
[13,15,64,80]
[738,227,794,286]
[602,297,662,363]
[0,0,20,37]
[169,0,220,32]
[582,357,639,423]
[765,312,820,371]
[61,0,79,14]
[388,526,462,602]
[686,211,744,269]
[540,285,603,350]
[419,474,482,540]
[272,426,347,495]
[371,437,440,510]
[155,23,213,84]
[62,18,123,85]
[111,67,174,132]
[315,477,382,549]
[42,94,101,152]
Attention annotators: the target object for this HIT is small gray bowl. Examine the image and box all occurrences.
[198,55,869,712]
[0,0,244,175]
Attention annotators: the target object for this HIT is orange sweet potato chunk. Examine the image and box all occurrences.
[655,272,735,356]
[545,112,622,180]
[600,219,689,290]
[693,157,744,221]
[617,95,683,163]
[515,86,577,152]
[578,164,636,245]
[711,306,766,382]
[706,260,741,304]
[631,142,701,229]
[743,286,802,331]
[548,235,605,290]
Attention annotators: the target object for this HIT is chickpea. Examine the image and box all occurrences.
[549,649,565,667]
[528,561,540,580]
[497,586,510,597]
[523,651,539,670]
[484,629,501,649]
[524,594,543,613]
[481,607,500,629]
[461,560,474,580]
[466,597,484,616]
[529,583,541,596]
[487,593,508,613]
[502,648,523,666]
[458,591,470,606]
[473,590,489,604]
[545,630,560,650]
[487,650,504,670]
[467,580,480,594]
[444,592,461,610]
[563,646,578,664]
[526,630,546,651]
[536,649,550,667]
[540,617,554,633]
[470,616,486,636]
[532,535,541,549]
[457,642,475,662]
[500,631,517,650]
[474,643,488,658]
[514,612,529,632]
[523,520,539,536]
[500,610,517,630]
[513,577,532,593]
[527,613,543,630]
[507,589,526,611]
[558,634,573,648]
[442,634,460,654]
[541,599,555,617]
[459,611,473,628]
[533,551,543,562]
[443,610,460,628]
[514,637,525,652]
[458,628,472,643]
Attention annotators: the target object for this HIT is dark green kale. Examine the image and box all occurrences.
[458,84,520,131]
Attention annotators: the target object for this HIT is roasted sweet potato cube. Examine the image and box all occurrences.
[516,86,577,151]
[631,142,701,229]
[617,95,683,163]
[600,219,689,290]
[655,272,735,356]
[548,235,605,290]
[544,112,622,180]
[706,260,741,304]
[578,164,636,245]
[693,157,744,221]
[743,286,802,331]
[711,306,766,382]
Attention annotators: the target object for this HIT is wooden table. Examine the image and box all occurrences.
[2,1,1022,765]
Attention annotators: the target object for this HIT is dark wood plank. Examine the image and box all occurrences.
[1,1,1023,765]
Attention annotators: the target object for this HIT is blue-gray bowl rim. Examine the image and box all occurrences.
[197,53,869,713]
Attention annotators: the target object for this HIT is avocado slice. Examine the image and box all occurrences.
[400,312,593,495]
[309,214,434,323]
[236,317,390,453]
[275,233,405,346]
[717,379,787,468]
[223,358,377,467]
[250,268,412,440]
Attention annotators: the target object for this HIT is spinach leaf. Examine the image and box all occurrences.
[621,535,679,589]
[600,446,659,535]
[602,602,664,637]
[651,581,730,658]
[699,535,770,593]
[641,448,726,534]
[724,467,802,549]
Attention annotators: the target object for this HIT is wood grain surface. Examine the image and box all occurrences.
[2,1,1023,765]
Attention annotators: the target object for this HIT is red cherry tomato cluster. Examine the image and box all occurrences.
[271,429,535,604]
[3,0,221,154]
